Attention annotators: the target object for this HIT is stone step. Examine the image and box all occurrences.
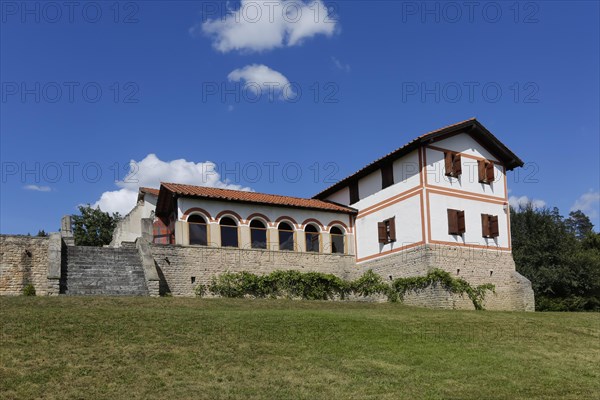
[62,245,149,296]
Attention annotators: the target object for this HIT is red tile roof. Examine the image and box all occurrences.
[159,182,356,214]
[139,187,160,196]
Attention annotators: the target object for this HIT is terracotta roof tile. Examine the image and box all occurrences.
[139,187,160,196]
[160,182,356,214]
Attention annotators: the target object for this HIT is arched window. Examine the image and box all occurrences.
[188,214,207,246]
[305,224,320,252]
[250,219,267,249]
[220,217,238,248]
[278,222,295,251]
[330,226,345,254]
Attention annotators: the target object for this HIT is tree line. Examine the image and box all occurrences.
[511,206,600,311]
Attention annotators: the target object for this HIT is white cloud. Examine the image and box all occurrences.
[228,64,296,101]
[92,154,252,215]
[23,185,51,192]
[509,195,546,210]
[331,56,350,72]
[571,191,600,219]
[200,0,337,53]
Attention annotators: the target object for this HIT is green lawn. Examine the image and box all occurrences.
[1,298,598,400]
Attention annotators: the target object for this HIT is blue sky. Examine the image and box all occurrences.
[1,0,599,234]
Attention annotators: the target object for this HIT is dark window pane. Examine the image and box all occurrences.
[220,217,237,226]
[278,222,293,231]
[221,226,238,247]
[188,215,206,224]
[250,219,266,228]
[189,223,207,246]
[279,231,294,251]
[306,232,319,252]
[331,234,344,254]
[330,227,343,235]
[251,228,267,249]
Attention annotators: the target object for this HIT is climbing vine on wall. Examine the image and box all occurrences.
[195,269,495,310]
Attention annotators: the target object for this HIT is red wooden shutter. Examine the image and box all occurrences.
[444,152,453,176]
[453,154,462,176]
[490,215,499,237]
[388,217,396,242]
[378,222,387,243]
[478,160,486,183]
[486,161,495,183]
[481,214,490,237]
[447,209,458,235]
[457,210,466,234]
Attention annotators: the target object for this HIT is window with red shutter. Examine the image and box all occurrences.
[453,154,462,176]
[448,209,465,235]
[481,214,499,238]
[448,209,458,235]
[478,160,486,183]
[481,214,490,237]
[457,210,466,234]
[445,152,462,177]
[445,152,453,176]
[486,161,495,183]
[479,160,495,184]
[490,215,499,237]
[378,222,387,243]
[387,217,396,242]
[378,218,396,244]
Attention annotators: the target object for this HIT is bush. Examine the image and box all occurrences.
[207,269,495,309]
[23,284,36,296]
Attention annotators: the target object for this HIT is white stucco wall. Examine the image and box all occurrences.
[110,194,157,246]
[324,150,421,209]
[424,135,507,199]
[355,192,423,262]
[427,191,510,249]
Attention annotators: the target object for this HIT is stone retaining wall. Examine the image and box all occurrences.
[359,244,535,311]
[0,235,60,296]
[149,244,359,297]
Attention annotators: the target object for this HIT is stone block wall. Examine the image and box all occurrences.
[149,244,359,297]
[359,244,535,311]
[0,235,60,296]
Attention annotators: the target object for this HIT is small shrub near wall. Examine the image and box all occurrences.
[196,269,495,310]
[22,284,36,296]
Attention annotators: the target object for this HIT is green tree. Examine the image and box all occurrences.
[72,205,121,247]
[36,230,48,237]
[565,210,594,240]
[511,203,600,311]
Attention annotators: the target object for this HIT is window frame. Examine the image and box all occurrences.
[381,163,394,189]
[304,224,320,253]
[447,209,466,235]
[444,151,462,178]
[481,214,499,238]
[478,159,495,184]
[188,214,208,246]
[330,226,345,254]
[249,219,268,249]
[377,217,396,244]
[219,216,239,248]
[278,221,295,251]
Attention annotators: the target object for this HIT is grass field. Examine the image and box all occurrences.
[1,297,599,400]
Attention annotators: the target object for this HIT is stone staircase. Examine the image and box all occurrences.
[61,245,148,296]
